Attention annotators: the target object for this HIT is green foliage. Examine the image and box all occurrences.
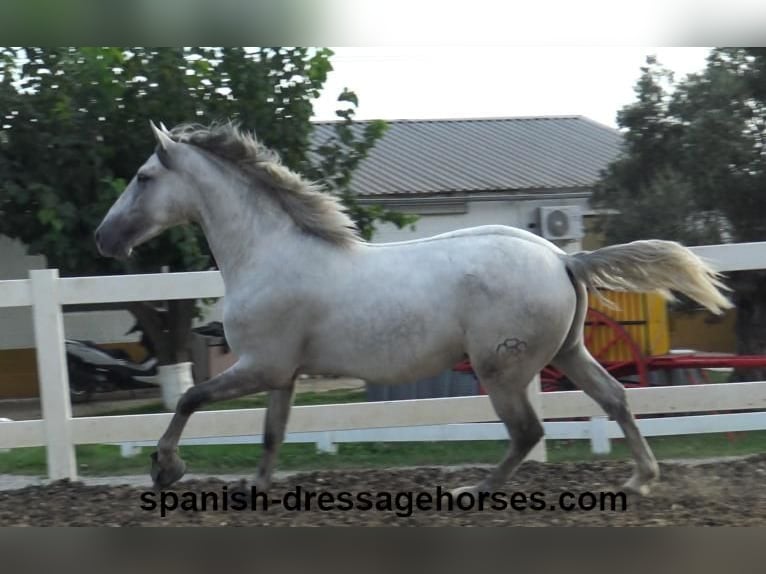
[0,47,399,274]
[2,431,765,476]
[591,49,766,246]
[595,168,723,246]
[0,47,414,362]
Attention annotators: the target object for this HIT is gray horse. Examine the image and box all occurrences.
[95,122,731,496]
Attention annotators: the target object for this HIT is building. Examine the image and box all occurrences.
[312,115,623,249]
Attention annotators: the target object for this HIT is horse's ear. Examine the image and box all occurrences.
[150,120,174,151]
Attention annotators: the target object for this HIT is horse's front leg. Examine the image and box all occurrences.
[151,363,282,489]
[253,385,296,491]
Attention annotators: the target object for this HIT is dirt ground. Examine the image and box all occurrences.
[2,455,764,526]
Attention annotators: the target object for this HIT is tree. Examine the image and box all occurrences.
[591,49,766,378]
[590,57,720,246]
[0,47,415,365]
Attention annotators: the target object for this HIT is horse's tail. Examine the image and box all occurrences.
[562,239,733,314]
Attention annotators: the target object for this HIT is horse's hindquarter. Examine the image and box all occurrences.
[303,234,576,384]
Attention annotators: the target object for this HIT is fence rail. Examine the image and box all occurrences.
[1,241,765,480]
[3,382,766,455]
[114,410,766,458]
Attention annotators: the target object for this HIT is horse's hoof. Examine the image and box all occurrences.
[622,475,652,496]
[252,474,272,494]
[449,485,480,497]
[150,450,186,489]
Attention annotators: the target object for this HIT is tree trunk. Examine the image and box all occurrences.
[127,299,196,366]
[732,270,766,381]
[127,299,197,410]
[157,362,194,409]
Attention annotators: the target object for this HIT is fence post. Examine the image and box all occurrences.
[589,415,611,454]
[120,443,143,458]
[0,418,11,453]
[315,432,338,454]
[526,374,547,462]
[30,269,77,481]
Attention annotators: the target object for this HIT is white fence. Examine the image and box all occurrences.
[1,242,766,480]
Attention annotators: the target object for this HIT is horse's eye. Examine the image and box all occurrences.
[137,173,151,184]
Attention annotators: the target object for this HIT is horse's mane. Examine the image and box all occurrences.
[167,122,361,247]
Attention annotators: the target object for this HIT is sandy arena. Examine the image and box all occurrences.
[1,454,764,526]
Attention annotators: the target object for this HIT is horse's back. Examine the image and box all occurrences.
[362,228,569,292]
[371,224,566,254]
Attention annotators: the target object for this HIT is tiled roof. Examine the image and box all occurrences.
[311,116,623,196]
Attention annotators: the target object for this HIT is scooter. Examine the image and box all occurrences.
[65,320,228,403]
[65,338,158,403]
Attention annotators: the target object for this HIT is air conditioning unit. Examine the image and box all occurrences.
[538,206,584,241]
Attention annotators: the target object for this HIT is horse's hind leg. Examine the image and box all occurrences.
[551,343,659,495]
[253,385,296,491]
[453,368,544,494]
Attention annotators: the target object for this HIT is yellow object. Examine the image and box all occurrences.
[0,342,148,400]
[586,292,670,361]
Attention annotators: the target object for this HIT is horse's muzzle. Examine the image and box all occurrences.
[94,220,132,259]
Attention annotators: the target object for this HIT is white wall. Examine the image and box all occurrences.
[0,235,47,280]
[0,236,47,350]
[371,197,586,253]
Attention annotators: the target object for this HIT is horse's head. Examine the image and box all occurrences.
[95,122,195,259]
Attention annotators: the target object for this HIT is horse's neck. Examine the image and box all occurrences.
[196,179,296,287]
